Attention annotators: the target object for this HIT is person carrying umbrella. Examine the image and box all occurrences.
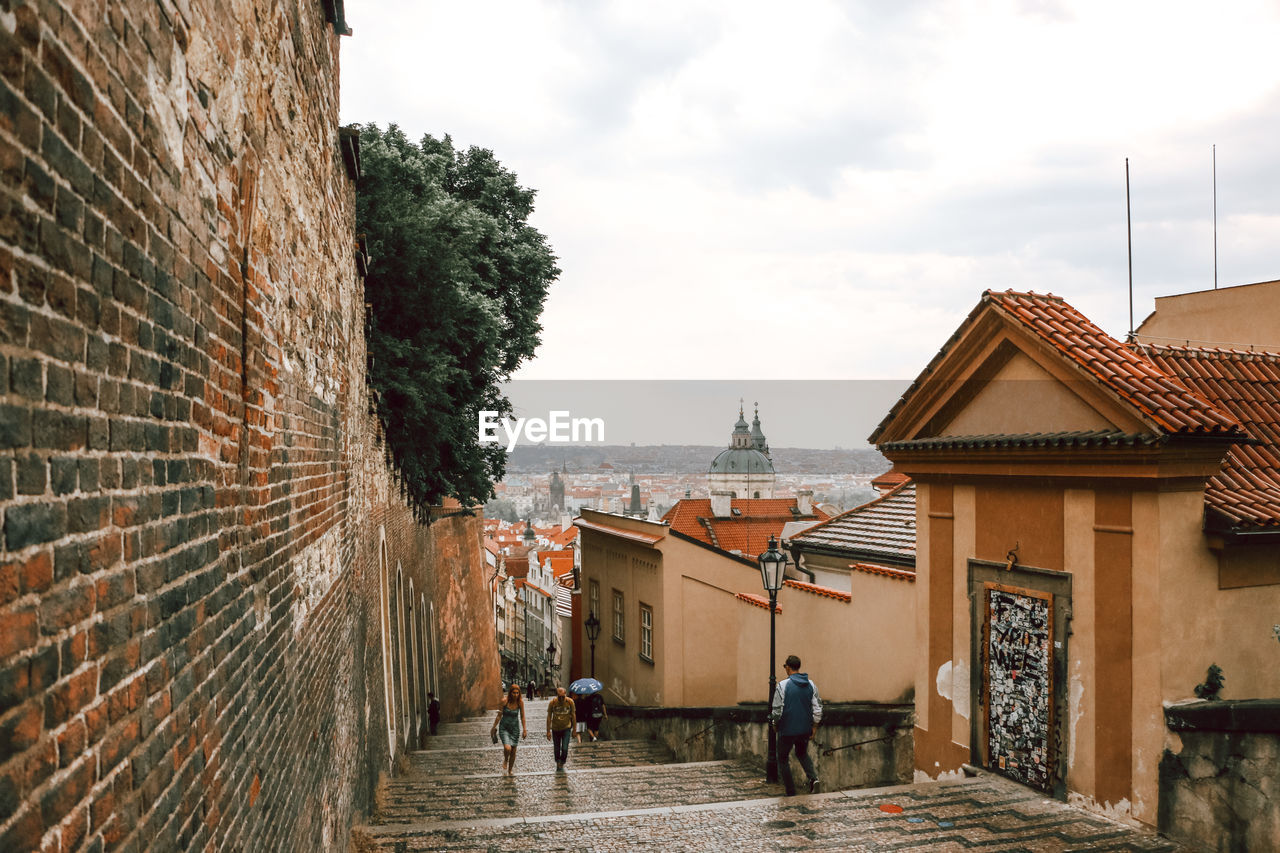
[569,677,605,742]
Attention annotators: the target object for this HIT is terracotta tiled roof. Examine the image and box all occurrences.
[662,498,830,557]
[735,593,781,612]
[790,483,916,565]
[548,526,579,546]
[524,582,552,599]
[871,468,910,491]
[1140,345,1280,530]
[542,551,576,578]
[782,579,851,602]
[849,562,916,582]
[987,291,1244,436]
[871,290,1246,443]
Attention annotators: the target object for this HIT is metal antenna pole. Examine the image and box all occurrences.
[1213,144,1218,290]
[1126,158,1133,340]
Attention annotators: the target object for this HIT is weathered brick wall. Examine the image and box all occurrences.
[0,1,500,851]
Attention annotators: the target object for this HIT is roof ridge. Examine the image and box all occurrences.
[1134,342,1280,361]
[984,288,1065,303]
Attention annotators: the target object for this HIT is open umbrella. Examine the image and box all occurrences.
[568,677,602,695]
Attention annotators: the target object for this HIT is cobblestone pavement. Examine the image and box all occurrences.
[353,705,1197,852]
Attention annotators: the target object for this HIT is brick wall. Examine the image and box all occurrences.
[0,1,500,851]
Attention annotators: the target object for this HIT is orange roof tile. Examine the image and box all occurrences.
[782,579,852,602]
[872,290,1246,444]
[1140,345,1280,530]
[735,593,781,612]
[988,291,1243,436]
[871,469,910,490]
[661,498,830,556]
[542,551,576,578]
[849,562,916,582]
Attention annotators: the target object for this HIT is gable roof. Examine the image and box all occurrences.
[872,288,1277,534]
[662,498,831,557]
[790,482,916,565]
[871,290,1246,446]
[1139,345,1280,531]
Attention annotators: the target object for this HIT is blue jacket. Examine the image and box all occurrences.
[770,673,822,736]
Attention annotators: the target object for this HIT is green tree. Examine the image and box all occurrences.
[357,124,559,509]
[483,498,519,523]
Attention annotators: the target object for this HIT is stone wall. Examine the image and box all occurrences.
[608,704,914,791]
[1159,700,1280,853]
[0,1,499,851]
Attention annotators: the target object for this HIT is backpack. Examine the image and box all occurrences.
[549,698,574,731]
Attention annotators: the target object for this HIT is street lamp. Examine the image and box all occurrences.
[584,611,601,678]
[758,534,786,784]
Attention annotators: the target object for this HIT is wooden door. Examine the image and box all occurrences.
[982,582,1054,792]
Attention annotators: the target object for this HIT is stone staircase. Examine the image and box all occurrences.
[351,703,1194,852]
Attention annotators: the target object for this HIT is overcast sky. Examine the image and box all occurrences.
[340,1,1280,409]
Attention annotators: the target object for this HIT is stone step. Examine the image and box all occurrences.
[354,775,1192,852]
[405,739,674,776]
[373,759,772,824]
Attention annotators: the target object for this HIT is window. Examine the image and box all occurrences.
[612,589,624,643]
[639,603,653,662]
[589,580,600,623]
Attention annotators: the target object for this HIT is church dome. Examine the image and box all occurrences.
[709,446,774,475]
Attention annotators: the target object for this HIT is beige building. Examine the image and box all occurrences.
[871,284,1280,826]
[575,508,915,708]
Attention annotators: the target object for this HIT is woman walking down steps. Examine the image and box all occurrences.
[491,683,528,775]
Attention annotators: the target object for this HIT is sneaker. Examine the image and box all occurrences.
[809,778,821,794]
[556,762,564,771]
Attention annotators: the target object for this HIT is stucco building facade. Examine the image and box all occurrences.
[871,286,1280,829]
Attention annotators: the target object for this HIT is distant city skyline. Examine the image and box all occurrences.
[501,380,911,449]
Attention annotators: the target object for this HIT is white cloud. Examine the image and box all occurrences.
[341,0,1280,387]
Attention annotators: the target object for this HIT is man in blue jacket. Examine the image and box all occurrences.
[769,654,823,796]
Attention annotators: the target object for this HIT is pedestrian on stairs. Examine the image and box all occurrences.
[585,691,607,741]
[770,654,823,796]
[492,683,528,776]
[546,686,577,770]
[427,692,441,735]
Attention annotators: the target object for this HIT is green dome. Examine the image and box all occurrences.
[709,447,774,475]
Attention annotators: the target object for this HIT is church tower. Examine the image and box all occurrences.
[707,402,776,499]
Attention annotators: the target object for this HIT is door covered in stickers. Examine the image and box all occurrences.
[982,582,1054,791]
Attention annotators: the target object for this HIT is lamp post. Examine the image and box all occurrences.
[546,640,557,685]
[584,611,601,678]
[758,534,786,784]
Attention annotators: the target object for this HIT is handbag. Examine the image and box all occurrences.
[492,729,499,744]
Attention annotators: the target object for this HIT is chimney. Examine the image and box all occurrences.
[797,489,813,515]
[711,490,734,518]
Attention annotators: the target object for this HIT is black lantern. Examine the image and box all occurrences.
[584,611,601,678]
